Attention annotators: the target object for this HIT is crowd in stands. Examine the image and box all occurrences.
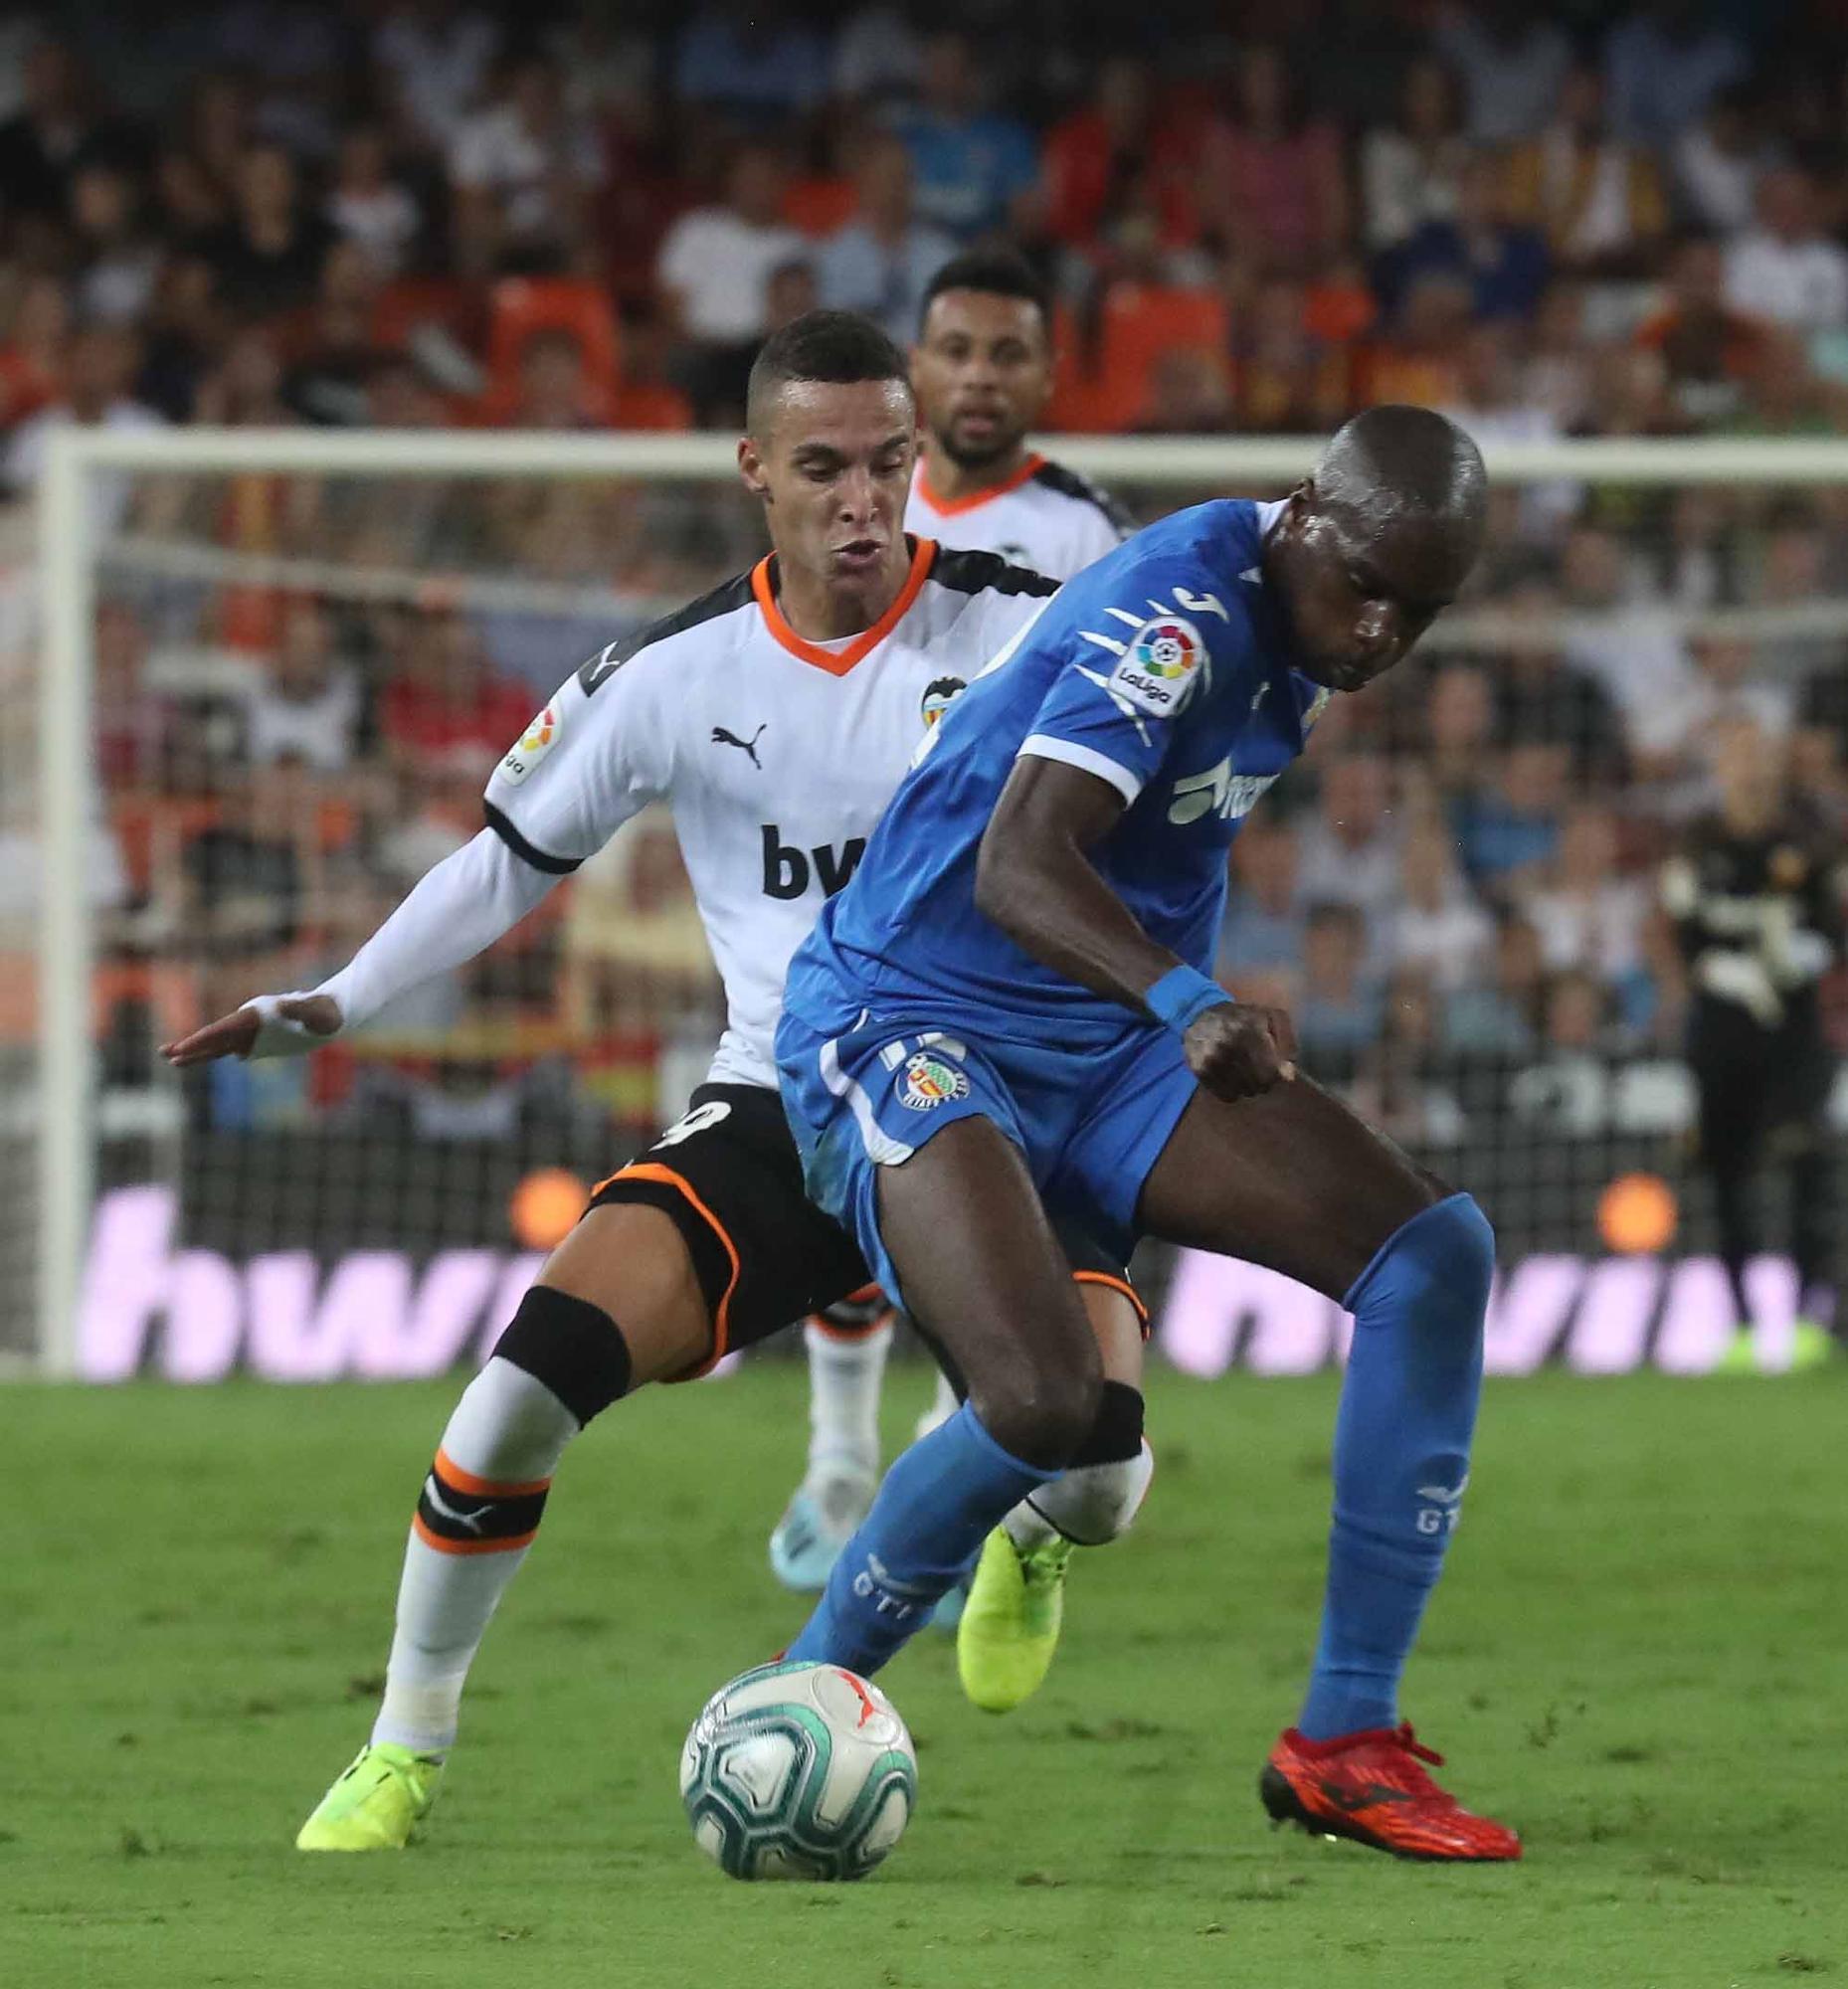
[5,1,1848,1149]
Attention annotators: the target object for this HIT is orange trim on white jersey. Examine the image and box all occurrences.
[913,452,1046,517]
[750,538,938,676]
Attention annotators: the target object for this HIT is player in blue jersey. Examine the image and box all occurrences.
[775,406,1523,1862]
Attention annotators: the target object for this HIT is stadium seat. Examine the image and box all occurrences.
[481,278,625,425]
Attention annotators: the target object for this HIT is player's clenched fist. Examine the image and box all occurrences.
[1182,1001,1297,1101]
[160,993,343,1066]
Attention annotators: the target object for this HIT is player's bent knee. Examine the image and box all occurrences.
[492,1287,634,1427]
[1027,1440,1155,1546]
[971,1360,1102,1474]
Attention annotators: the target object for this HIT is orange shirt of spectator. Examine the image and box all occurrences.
[1042,58,1201,253]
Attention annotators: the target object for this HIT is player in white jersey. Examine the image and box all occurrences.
[161,312,1154,1852]
[773,250,1136,1610]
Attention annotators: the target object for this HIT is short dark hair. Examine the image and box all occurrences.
[919,249,1051,336]
[745,309,911,434]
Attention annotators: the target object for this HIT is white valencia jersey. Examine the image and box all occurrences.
[905,452,1131,582]
[483,540,1059,1088]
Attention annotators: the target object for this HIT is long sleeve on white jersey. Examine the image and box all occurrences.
[314,826,556,1030]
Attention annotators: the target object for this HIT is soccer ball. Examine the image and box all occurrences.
[680,1660,917,1880]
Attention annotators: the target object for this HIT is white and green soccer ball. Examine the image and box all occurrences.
[680,1660,917,1881]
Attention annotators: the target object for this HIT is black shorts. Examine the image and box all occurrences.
[587,1083,1141,1379]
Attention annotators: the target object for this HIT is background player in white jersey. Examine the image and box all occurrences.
[775,251,1136,1599]
[161,312,1153,1852]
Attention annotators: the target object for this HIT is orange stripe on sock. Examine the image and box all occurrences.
[807,1310,893,1343]
[433,1447,552,1499]
[412,1513,540,1556]
[1073,1268,1149,1331]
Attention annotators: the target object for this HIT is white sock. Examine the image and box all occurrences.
[371,1357,580,1755]
[802,1318,890,1482]
[1004,1442,1156,1552]
[913,1366,961,1444]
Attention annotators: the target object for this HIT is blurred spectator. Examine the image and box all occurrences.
[1136,346,1235,435]
[1360,55,1468,255]
[888,30,1038,243]
[1419,662,1495,812]
[1672,87,1774,237]
[0,35,130,223]
[1198,45,1347,277]
[1364,271,1472,405]
[1506,968,1614,1134]
[1445,912,1543,1058]
[135,255,226,423]
[1490,578,1628,783]
[1376,155,1550,323]
[497,326,601,431]
[93,600,176,790]
[563,809,723,1034]
[1386,815,1494,991]
[3,323,164,535]
[1042,57,1200,260]
[673,1,830,124]
[1297,752,1401,911]
[372,1,500,153]
[194,323,292,426]
[1439,324,1569,535]
[1348,967,1467,1147]
[816,133,955,344]
[179,760,316,958]
[1636,230,1768,427]
[1525,802,1650,994]
[448,54,603,277]
[1723,326,1840,438]
[1558,523,1695,740]
[1574,341,1687,440]
[656,140,805,426]
[379,606,533,772]
[277,240,384,427]
[243,598,363,772]
[1723,167,1848,333]
[69,163,162,325]
[1504,64,1667,276]
[1215,818,1304,980]
[1230,276,1351,434]
[1451,741,1569,894]
[1433,1,1571,144]
[1522,282,1595,429]
[1630,632,1795,786]
[765,259,821,333]
[1602,1,1747,147]
[832,4,925,108]
[1297,901,1384,1067]
[0,271,69,427]
[198,142,334,317]
[326,122,421,277]
[1653,486,1736,610]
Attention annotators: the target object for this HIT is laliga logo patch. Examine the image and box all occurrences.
[898,1050,969,1111]
[1109,615,1204,718]
[499,704,561,786]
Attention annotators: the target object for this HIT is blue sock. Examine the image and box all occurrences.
[786,1403,1057,1674]
[1297,1192,1492,1741]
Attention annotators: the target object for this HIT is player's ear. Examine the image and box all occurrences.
[738,436,770,500]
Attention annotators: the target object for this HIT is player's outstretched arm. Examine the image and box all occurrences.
[159,825,557,1066]
[974,756,1295,1101]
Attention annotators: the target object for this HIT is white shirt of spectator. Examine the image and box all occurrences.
[244,667,363,773]
[479,540,1054,1087]
[4,399,166,539]
[373,8,500,148]
[904,454,1128,582]
[328,183,421,274]
[1724,229,1848,332]
[450,102,601,242]
[656,208,808,343]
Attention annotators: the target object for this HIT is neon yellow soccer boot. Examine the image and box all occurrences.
[295,1742,444,1851]
[957,1527,1073,1714]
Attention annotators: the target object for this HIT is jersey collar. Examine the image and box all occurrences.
[912,452,1045,517]
[751,535,938,676]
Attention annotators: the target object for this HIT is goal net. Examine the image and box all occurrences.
[16,430,1848,1377]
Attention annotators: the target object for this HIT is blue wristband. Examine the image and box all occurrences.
[1145,965,1230,1035]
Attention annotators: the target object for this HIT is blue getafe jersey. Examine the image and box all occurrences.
[787,498,1330,1043]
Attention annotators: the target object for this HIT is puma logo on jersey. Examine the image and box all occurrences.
[1168,756,1281,825]
[712,723,766,769]
[762,824,865,900]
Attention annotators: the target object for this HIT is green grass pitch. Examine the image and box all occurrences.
[7,1363,1846,1989]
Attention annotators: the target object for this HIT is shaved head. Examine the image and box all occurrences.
[1264,405,1487,692]
[1315,405,1488,552]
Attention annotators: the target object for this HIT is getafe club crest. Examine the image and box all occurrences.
[898,1050,969,1111]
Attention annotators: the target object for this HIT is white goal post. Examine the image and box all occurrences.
[30,425,1848,1378]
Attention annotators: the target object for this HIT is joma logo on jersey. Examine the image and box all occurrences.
[1168,758,1280,825]
[762,825,865,900]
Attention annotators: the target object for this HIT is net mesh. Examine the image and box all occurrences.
[27,445,1848,1373]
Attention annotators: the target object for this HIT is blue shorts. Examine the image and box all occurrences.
[776,1002,1200,1310]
